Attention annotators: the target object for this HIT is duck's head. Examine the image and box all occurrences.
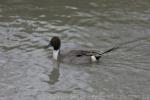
[47,36,61,50]
[46,36,61,60]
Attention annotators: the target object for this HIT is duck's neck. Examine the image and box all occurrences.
[53,49,60,60]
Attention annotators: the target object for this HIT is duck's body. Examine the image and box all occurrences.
[46,36,117,64]
[60,49,102,64]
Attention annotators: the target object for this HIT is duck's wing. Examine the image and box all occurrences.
[61,50,99,64]
[69,50,101,57]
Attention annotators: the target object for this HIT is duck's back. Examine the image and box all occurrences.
[60,49,100,64]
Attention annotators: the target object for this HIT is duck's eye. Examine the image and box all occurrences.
[76,54,82,57]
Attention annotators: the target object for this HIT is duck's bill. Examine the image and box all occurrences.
[44,43,51,49]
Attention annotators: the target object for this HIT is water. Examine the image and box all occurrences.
[0,0,150,100]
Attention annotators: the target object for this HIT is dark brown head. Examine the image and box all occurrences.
[47,36,61,50]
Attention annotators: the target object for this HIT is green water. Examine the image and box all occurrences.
[0,0,150,100]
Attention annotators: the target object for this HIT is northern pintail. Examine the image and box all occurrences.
[46,36,117,64]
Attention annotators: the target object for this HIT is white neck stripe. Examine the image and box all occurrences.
[53,50,59,60]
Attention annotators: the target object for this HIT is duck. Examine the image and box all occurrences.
[46,36,118,64]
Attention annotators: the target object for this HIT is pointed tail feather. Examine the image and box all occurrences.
[100,46,120,55]
[95,46,120,59]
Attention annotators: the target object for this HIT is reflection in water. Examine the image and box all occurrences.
[48,61,60,85]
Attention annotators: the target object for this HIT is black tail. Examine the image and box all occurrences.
[100,46,120,55]
[95,45,120,59]
[99,36,148,55]
[96,36,148,58]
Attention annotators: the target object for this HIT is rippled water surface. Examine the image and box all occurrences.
[0,0,150,100]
